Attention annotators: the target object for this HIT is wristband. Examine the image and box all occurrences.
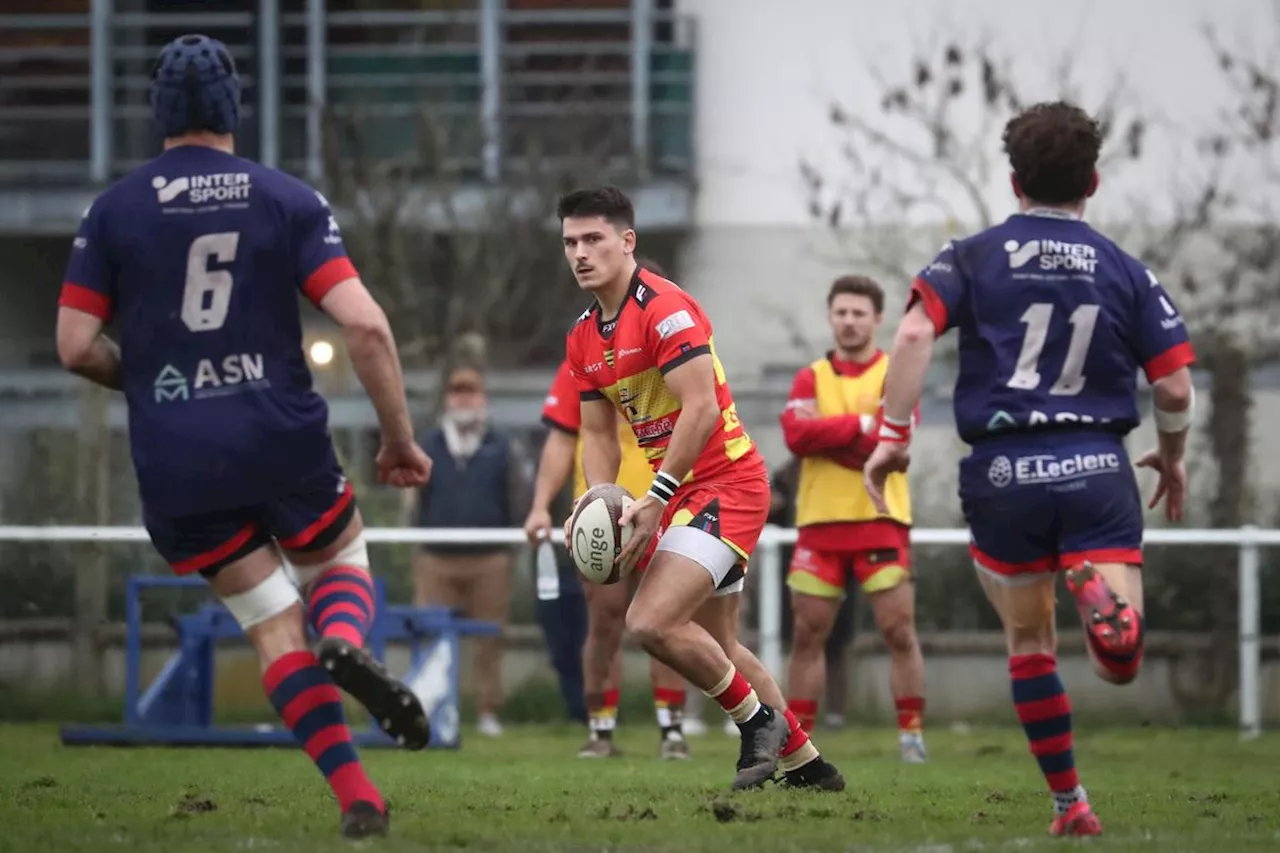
[878,413,912,444]
[1154,386,1194,433]
[648,471,681,506]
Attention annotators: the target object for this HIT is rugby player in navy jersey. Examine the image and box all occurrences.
[864,102,1195,837]
[54,35,433,839]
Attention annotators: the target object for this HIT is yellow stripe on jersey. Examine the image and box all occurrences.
[794,357,912,527]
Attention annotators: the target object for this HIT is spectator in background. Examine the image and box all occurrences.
[769,457,857,729]
[406,362,531,737]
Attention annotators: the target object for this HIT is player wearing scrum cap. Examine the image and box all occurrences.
[54,34,431,838]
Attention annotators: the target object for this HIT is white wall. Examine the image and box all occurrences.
[676,0,1274,229]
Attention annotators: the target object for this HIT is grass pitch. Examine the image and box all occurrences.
[2,723,1278,852]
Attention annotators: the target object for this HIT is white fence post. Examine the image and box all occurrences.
[756,526,783,679]
[1239,524,1262,740]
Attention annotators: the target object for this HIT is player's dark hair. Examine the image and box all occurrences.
[1002,101,1102,205]
[827,275,884,314]
[556,186,636,231]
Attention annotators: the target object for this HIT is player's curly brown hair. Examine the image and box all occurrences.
[1002,101,1101,205]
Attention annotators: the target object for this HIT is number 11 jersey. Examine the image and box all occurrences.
[910,210,1196,445]
[58,144,355,518]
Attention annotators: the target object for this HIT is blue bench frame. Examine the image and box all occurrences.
[60,574,499,749]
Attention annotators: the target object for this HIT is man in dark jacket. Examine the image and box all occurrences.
[409,364,531,737]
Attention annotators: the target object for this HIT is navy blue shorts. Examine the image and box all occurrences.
[143,465,357,578]
[958,433,1144,578]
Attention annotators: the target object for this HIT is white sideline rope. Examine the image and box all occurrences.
[0,523,1269,741]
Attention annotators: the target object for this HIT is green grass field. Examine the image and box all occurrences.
[2,723,1278,852]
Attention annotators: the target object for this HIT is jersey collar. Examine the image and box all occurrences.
[1017,207,1082,221]
[594,266,642,339]
[826,349,885,378]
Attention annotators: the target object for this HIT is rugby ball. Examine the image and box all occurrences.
[569,483,635,585]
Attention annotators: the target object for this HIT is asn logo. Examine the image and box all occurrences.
[1005,239,1098,274]
[154,364,189,403]
[153,173,252,204]
[153,354,270,403]
[604,349,615,368]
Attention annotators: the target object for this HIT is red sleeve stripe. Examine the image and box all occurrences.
[58,282,112,321]
[303,256,358,305]
[910,278,947,337]
[1143,341,1196,383]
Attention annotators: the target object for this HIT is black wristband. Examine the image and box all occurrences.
[647,471,681,505]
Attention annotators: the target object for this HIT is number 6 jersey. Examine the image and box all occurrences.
[57,144,355,518]
[910,210,1196,445]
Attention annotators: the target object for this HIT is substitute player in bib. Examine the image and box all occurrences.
[780,275,927,763]
[526,347,694,760]
[557,186,843,792]
[864,102,1195,837]
[54,35,431,839]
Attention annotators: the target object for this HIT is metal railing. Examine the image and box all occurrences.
[0,1,696,185]
[0,523,1273,739]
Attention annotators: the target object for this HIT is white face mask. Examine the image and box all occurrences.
[444,407,487,429]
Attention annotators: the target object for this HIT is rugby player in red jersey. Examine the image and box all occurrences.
[557,186,843,791]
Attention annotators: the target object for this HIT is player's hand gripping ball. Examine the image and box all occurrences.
[567,483,635,585]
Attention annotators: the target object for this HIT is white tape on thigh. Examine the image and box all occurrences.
[656,526,740,590]
[221,566,301,629]
[290,534,370,588]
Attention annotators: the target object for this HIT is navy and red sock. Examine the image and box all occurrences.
[264,650,383,813]
[1010,653,1086,812]
[307,566,375,645]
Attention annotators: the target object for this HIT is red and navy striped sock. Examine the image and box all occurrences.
[1010,653,1080,798]
[307,566,374,646]
[264,650,383,813]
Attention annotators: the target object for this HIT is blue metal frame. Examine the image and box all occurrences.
[61,573,498,750]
